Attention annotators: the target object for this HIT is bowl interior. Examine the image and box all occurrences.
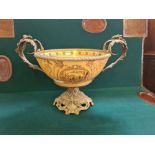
[35,49,111,59]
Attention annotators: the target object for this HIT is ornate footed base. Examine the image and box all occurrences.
[53,88,94,115]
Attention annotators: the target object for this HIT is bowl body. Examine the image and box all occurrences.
[34,49,111,87]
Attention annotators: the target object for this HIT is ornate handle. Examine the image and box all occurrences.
[103,34,128,71]
[16,35,44,71]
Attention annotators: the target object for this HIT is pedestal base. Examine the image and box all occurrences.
[53,88,94,115]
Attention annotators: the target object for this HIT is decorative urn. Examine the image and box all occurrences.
[16,34,128,115]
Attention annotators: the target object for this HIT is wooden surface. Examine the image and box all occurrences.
[144,50,155,56]
[144,20,155,52]
[143,55,155,92]
[139,92,155,104]
[123,19,147,37]
[0,19,14,38]
[143,20,155,93]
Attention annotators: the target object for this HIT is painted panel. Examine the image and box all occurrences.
[0,55,12,82]
[0,19,15,38]
[123,19,147,37]
[82,19,107,33]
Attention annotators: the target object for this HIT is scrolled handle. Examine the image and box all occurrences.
[103,34,128,71]
[16,35,44,71]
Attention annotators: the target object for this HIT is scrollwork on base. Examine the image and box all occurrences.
[53,88,93,115]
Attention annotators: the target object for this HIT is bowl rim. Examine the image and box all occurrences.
[34,48,111,61]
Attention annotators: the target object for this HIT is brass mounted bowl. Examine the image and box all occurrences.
[16,35,128,115]
[34,49,111,87]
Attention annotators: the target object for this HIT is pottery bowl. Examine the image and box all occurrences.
[34,49,111,87]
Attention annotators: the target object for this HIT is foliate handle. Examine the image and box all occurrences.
[103,34,128,71]
[16,35,44,71]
